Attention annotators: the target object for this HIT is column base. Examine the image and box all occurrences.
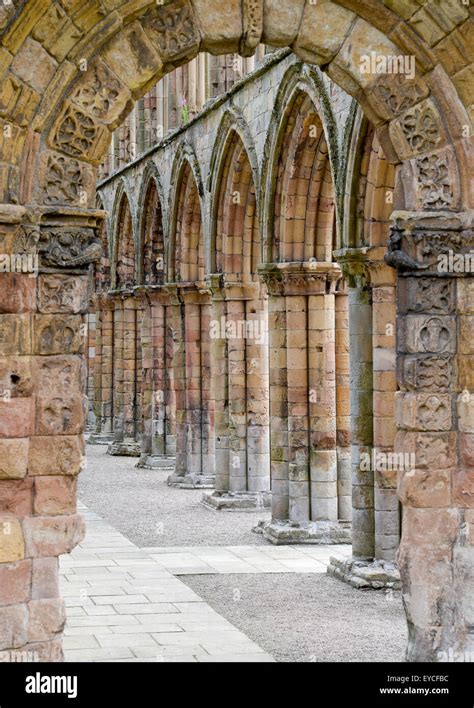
[136,454,176,471]
[255,519,352,545]
[201,490,271,511]
[327,555,401,589]
[87,433,115,445]
[107,441,141,457]
[167,472,215,489]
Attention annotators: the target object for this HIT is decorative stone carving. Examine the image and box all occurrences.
[34,355,85,395]
[402,315,456,355]
[38,274,90,314]
[368,73,428,119]
[13,224,39,255]
[44,155,84,206]
[37,228,101,269]
[50,104,108,162]
[258,263,341,296]
[403,278,454,314]
[33,315,84,356]
[416,152,454,210]
[396,392,452,431]
[400,355,453,392]
[385,220,473,274]
[384,221,426,272]
[400,105,441,154]
[147,1,200,63]
[415,433,456,469]
[411,230,473,271]
[34,355,85,436]
[70,62,121,121]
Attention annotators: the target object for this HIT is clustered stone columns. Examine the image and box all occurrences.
[88,295,115,445]
[335,283,351,523]
[137,288,176,470]
[329,247,400,588]
[203,276,270,510]
[0,204,103,661]
[393,212,474,661]
[256,262,351,544]
[107,293,142,457]
[167,284,215,488]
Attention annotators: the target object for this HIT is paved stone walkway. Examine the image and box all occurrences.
[142,544,352,575]
[60,503,352,662]
[60,504,274,662]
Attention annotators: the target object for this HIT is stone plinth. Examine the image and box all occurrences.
[107,440,141,457]
[255,519,351,545]
[202,490,271,511]
[136,454,175,470]
[328,555,401,590]
[167,472,215,489]
[87,433,115,446]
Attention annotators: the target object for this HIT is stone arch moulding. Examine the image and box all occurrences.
[0,0,473,665]
[207,107,261,273]
[110,179,137,290]
[167,141,205,283]
[342,110,397,252]
[136,161,167,285]
[260,62,341,263]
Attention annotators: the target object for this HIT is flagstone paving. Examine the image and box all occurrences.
[60,504,352,662]
[61,505,274,663]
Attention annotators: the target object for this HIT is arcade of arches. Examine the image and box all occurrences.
[0,0,473,664]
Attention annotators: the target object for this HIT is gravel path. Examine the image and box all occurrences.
[79,445,271,547]
[80,444,408,663]
[182,573,407,663]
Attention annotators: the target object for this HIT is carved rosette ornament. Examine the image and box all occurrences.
[44,154,85,206]
[416,152,454,211]
[368,73,429,119]
[147,0,200,64]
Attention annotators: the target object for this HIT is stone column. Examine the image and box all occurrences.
[108,293,141,457]
[393,212,474,661]
[88,295,115,445]
[203,278,270,510]
[138,288,176,470]
[370,256,399,562]
[258,262,351,544]
[167,284,215,488]
[0,204,103,660]
[335,282,351,522]
[330,248,400,589]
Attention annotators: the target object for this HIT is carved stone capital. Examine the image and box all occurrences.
[385,210,474,277]
[334,248,369,288]
[205,273,225,297]
[176,281,212,305]
[258,261,342,296]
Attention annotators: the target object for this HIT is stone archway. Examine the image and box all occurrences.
[166,147,215,488]
[259,75,350,543]
[204,116,271,511]
[0,0,472,662]
[135,166,173,468]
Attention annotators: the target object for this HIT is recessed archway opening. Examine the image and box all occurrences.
[141,177,165,286]
[273,92,336,264]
